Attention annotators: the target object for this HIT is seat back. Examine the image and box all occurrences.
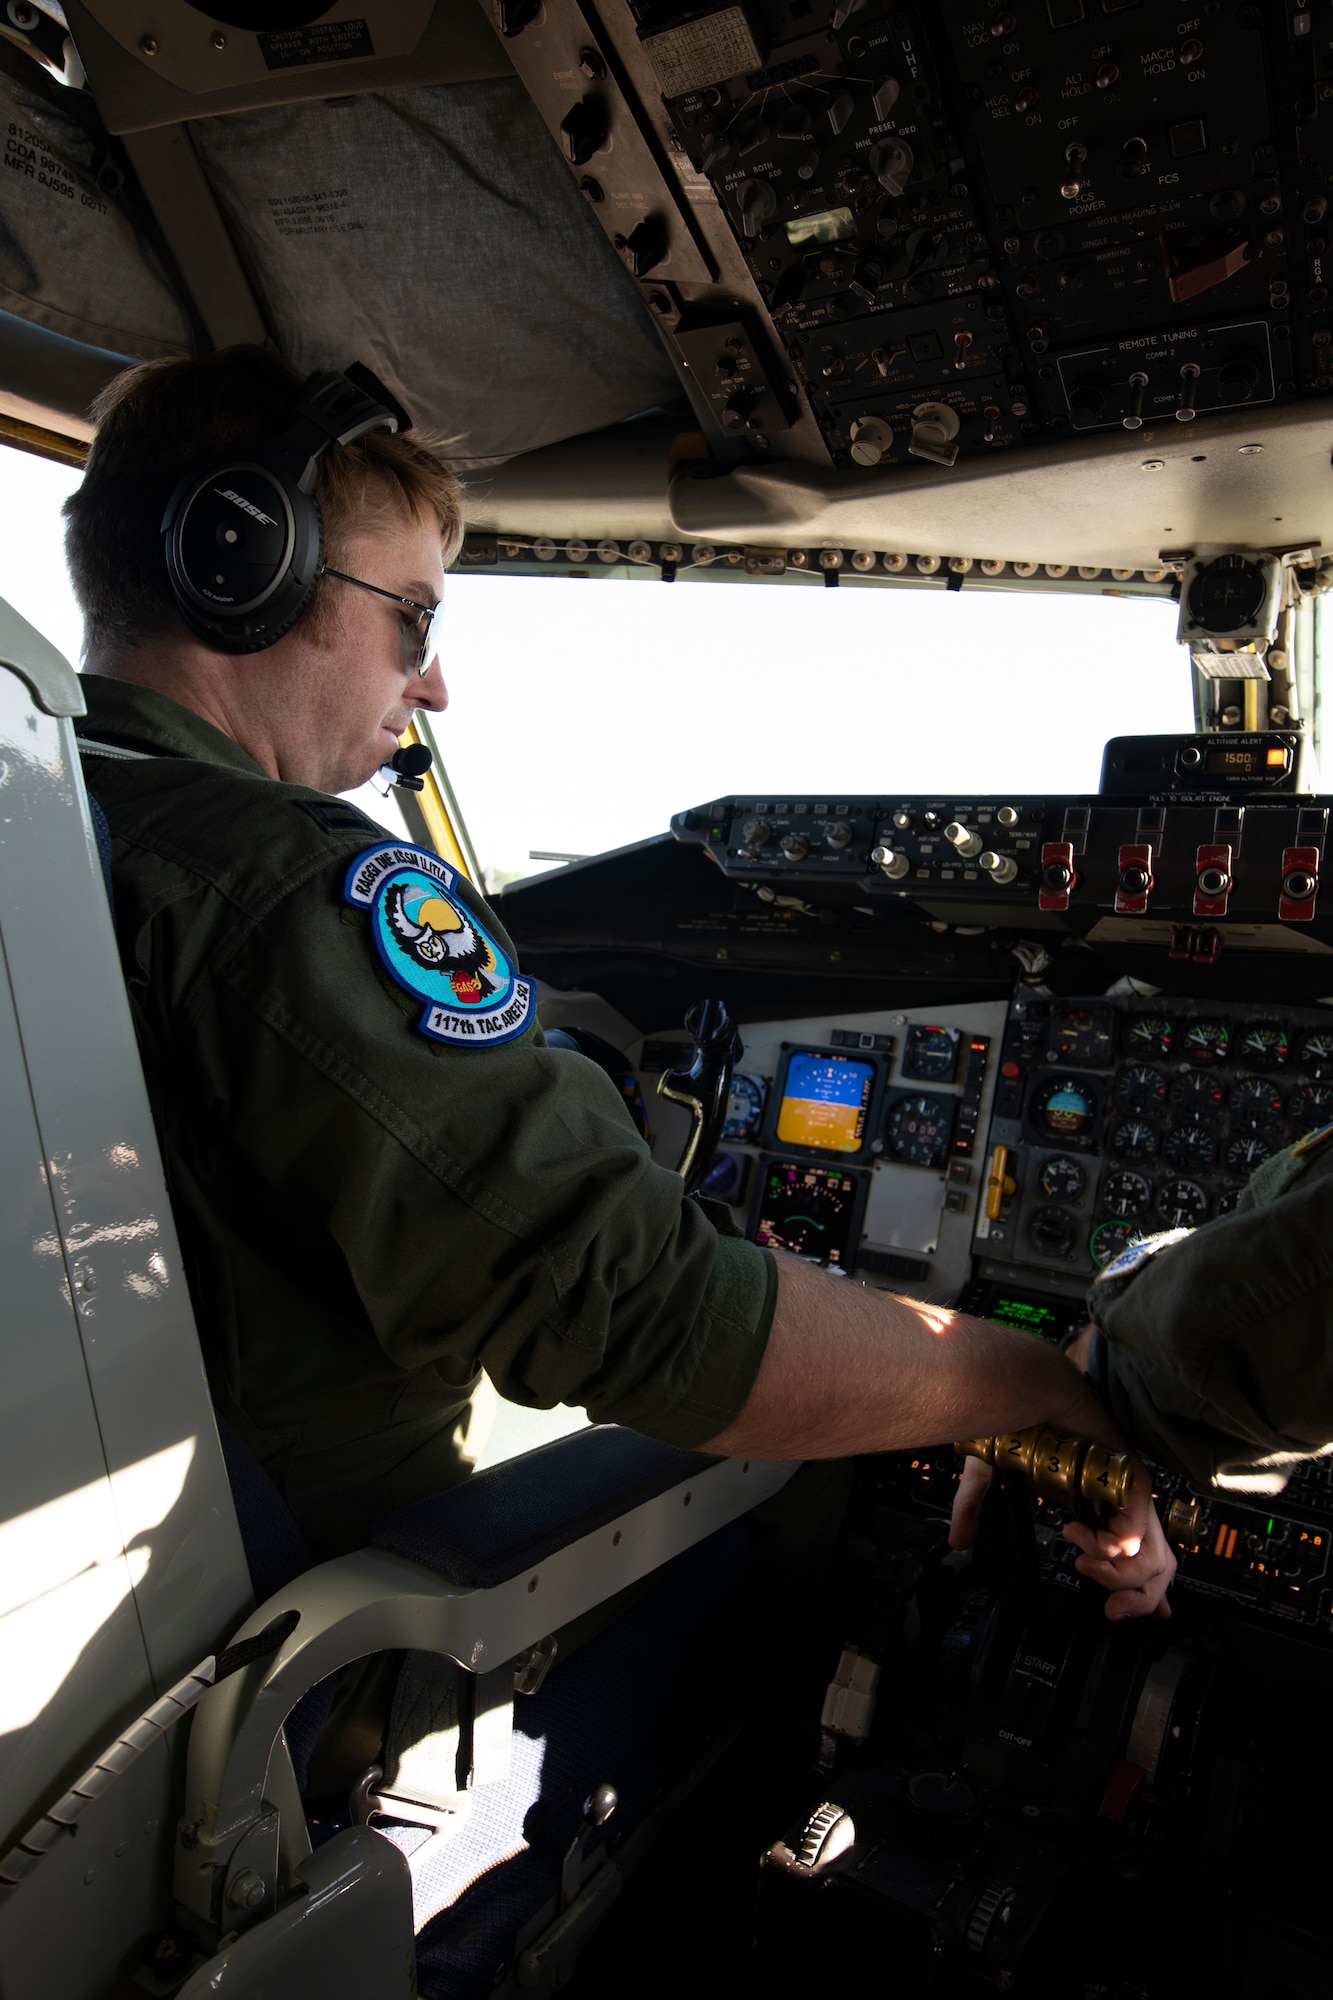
[0,627,250,1998]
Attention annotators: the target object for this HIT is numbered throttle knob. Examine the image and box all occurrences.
[955,1424,1139,1515]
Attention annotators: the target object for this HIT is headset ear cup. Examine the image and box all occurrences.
[162,458,323,653]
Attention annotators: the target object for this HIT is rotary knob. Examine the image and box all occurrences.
[996,805,1020,827]
[965,1883,1017,1955]
[892,809,913,830]
[560,97,608,166]
[740,817,774,848]
[980,850,1018,885]
[945,821,983,859]
[780,833,810,861]
[871,845,910,880]
[825,822,853,848]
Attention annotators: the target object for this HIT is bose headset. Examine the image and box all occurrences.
[160,361,411,655]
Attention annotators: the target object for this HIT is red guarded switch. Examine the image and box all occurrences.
[1279,845,1321,922]
[1038,841,1075,912]
[1115,842,1154,915]
[1193,843,1232,919]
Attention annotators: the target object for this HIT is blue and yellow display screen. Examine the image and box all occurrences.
[775,1051,874,1154]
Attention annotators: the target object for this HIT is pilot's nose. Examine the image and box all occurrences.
[417,653,448,713]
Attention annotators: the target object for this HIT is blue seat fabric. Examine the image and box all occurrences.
[407,1520,748,2000]
[371,1426,720,1588]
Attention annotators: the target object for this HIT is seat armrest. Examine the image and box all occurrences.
[370,1424,726,1586]
[178,1444,795,1942]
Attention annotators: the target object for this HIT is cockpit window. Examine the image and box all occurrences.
[439,574,1192,890]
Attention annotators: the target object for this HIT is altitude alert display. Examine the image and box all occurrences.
[751,1161,866,1268]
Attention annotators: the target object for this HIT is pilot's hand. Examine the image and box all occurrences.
[947,1453,1176,1621]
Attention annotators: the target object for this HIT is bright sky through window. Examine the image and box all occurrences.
[0,448,1194,886]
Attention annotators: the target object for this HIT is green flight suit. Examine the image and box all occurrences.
[76,677,776,1558]
[1084,1125,1333,1493]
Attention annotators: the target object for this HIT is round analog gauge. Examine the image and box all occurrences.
[1164,1123,1219,1172]
[1109,1117,1159,1161]
[1235,1023,1289,1070]
[1224,1132,1274,1174]
[1123,1015,1173,1059]
[1185,552,1268,634]
[1214,1187,1245,1217]
[1229,1076,1284,1126]
[1115,1064,1169,1114]
[883,1092,954,1168]
[1178,1020,1230,1064]
[1289,1082,1333,1131]
[721,1071,766,1143]
[1155,1177,1209,1226]
[1028,1206,1078,1258]
[1101,1168,1151,1219]
[1090,1219,1140,1269]
[1172,1072,1225,1120]
[1046,1006,1114,1066]
[902,1024,960,1082]
[1038,1155,1087,1202]
[1297,1029,1333,1077]
[1033,1074,1098,1141]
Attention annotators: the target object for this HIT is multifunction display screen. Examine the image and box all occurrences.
[752,1161,864,1267]
[775,1051,874,1155]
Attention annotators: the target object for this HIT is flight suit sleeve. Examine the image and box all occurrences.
[179,847,779,1448]
[1083,1136,1333,1491]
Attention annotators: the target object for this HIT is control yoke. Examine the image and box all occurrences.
[658,998,741,1195]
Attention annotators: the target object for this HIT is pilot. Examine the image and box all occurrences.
[63,346,1172,1617]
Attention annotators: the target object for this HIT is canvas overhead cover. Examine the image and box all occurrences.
[0,49,679,464]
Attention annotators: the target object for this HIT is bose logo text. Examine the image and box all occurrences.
[215,487,278,527]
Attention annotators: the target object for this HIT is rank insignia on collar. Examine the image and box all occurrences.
[344,843,534,1048]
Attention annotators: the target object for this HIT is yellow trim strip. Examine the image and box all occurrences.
[398,713,483,884]
[0,412,89,469]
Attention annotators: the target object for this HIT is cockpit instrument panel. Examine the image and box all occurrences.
[770,1046,877,1158]
[722,1071,767,1144]
[750,1159,867,1269]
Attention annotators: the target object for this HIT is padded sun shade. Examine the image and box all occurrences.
[0,53,191,359]
[189,78,681,468]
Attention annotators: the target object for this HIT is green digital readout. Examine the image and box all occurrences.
[990,1295,1062,1341]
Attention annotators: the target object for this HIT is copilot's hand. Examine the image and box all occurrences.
[947,1451,1176,1621]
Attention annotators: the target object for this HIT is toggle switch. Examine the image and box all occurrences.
[1038,841,1075,911]
[1279,844,1321,921]
[1115,842,1154,914]
[1193,843,1233,917]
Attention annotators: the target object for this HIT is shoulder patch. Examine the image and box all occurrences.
[1094,1225,1193,1283]
[344,843,534,1048]
[299,798,381,836]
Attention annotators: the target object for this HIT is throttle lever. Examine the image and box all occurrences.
[658,997,742,1194]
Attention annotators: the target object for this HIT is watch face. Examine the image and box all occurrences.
[1186,553,1267,634]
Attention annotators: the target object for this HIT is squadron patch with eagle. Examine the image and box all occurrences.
[344,843,534,1047]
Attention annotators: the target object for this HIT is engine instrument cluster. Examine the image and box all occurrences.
[979,993,1333,1280]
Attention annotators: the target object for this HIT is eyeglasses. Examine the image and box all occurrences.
[319,564,444,677]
